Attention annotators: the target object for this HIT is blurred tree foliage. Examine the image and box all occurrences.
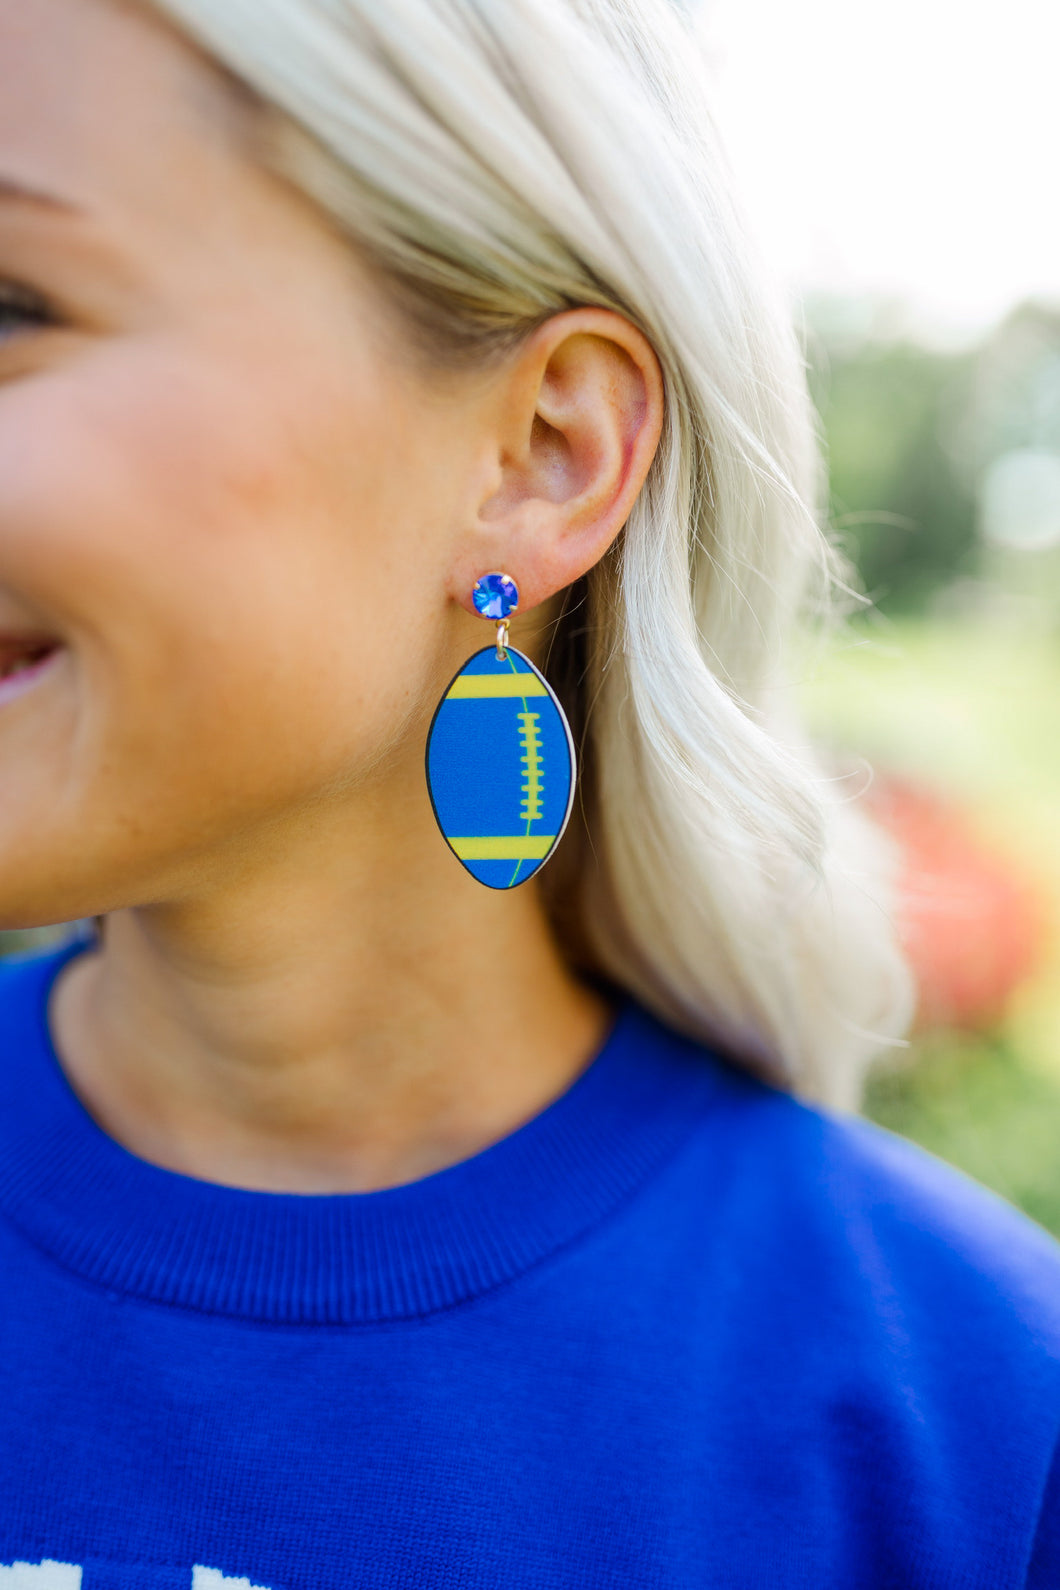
[806,324,979,613]
[806,297,1060,615]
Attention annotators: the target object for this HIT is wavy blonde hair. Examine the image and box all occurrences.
[153,0,914,1106]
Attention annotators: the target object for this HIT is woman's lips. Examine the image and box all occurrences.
[0,638,62,707]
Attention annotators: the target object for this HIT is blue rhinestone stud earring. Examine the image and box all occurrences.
[425,573,576,890]
[471,570,519,622]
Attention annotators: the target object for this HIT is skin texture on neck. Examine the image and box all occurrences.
[53,841,610,1194]
[0,0,661,1193]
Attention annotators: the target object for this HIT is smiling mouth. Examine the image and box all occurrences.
[0,640,57,678]
[0,636,62,696]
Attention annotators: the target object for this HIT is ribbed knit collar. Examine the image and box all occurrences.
[0,940,721,1325]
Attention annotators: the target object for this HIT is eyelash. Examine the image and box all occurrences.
[0,281,56,337]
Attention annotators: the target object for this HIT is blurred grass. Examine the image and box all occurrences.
[0,926,73,958]
[801,613,1060,1234]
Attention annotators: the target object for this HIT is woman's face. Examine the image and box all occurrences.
[0,0,491,925]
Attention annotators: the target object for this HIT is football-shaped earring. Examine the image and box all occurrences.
[425,573,576,890]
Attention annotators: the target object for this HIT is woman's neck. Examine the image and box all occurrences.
[47,788,609,1193]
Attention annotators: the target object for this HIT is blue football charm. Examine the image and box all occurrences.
[425,645,576,889]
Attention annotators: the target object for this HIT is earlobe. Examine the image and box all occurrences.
[459,307,664,613]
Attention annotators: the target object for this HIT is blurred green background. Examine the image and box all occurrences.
[4,294,1059,1234]
[799,296,1060,1234]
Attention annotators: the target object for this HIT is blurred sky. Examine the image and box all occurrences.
[702,0,1060,342]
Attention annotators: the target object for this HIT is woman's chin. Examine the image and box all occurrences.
[0,835,106,936]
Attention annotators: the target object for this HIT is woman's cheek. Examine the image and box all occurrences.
[0,322,436,879]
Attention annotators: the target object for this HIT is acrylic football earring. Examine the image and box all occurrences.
[425,573,576,890]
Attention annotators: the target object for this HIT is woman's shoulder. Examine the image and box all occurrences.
[612,1002,1060,1370]
[786,1075,1059,1296]
[635,1023,1060,1583]
[664,1018,1060,1365]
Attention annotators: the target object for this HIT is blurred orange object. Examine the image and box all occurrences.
[864,776,1046,1033]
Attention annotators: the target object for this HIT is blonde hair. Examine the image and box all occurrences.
[153,0,914,1106]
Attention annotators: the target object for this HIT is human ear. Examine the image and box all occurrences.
[453,307,664,612]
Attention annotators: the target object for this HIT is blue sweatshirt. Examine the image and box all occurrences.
[1,938,1058,1589]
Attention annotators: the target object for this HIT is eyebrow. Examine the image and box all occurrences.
[0,175,82,214]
